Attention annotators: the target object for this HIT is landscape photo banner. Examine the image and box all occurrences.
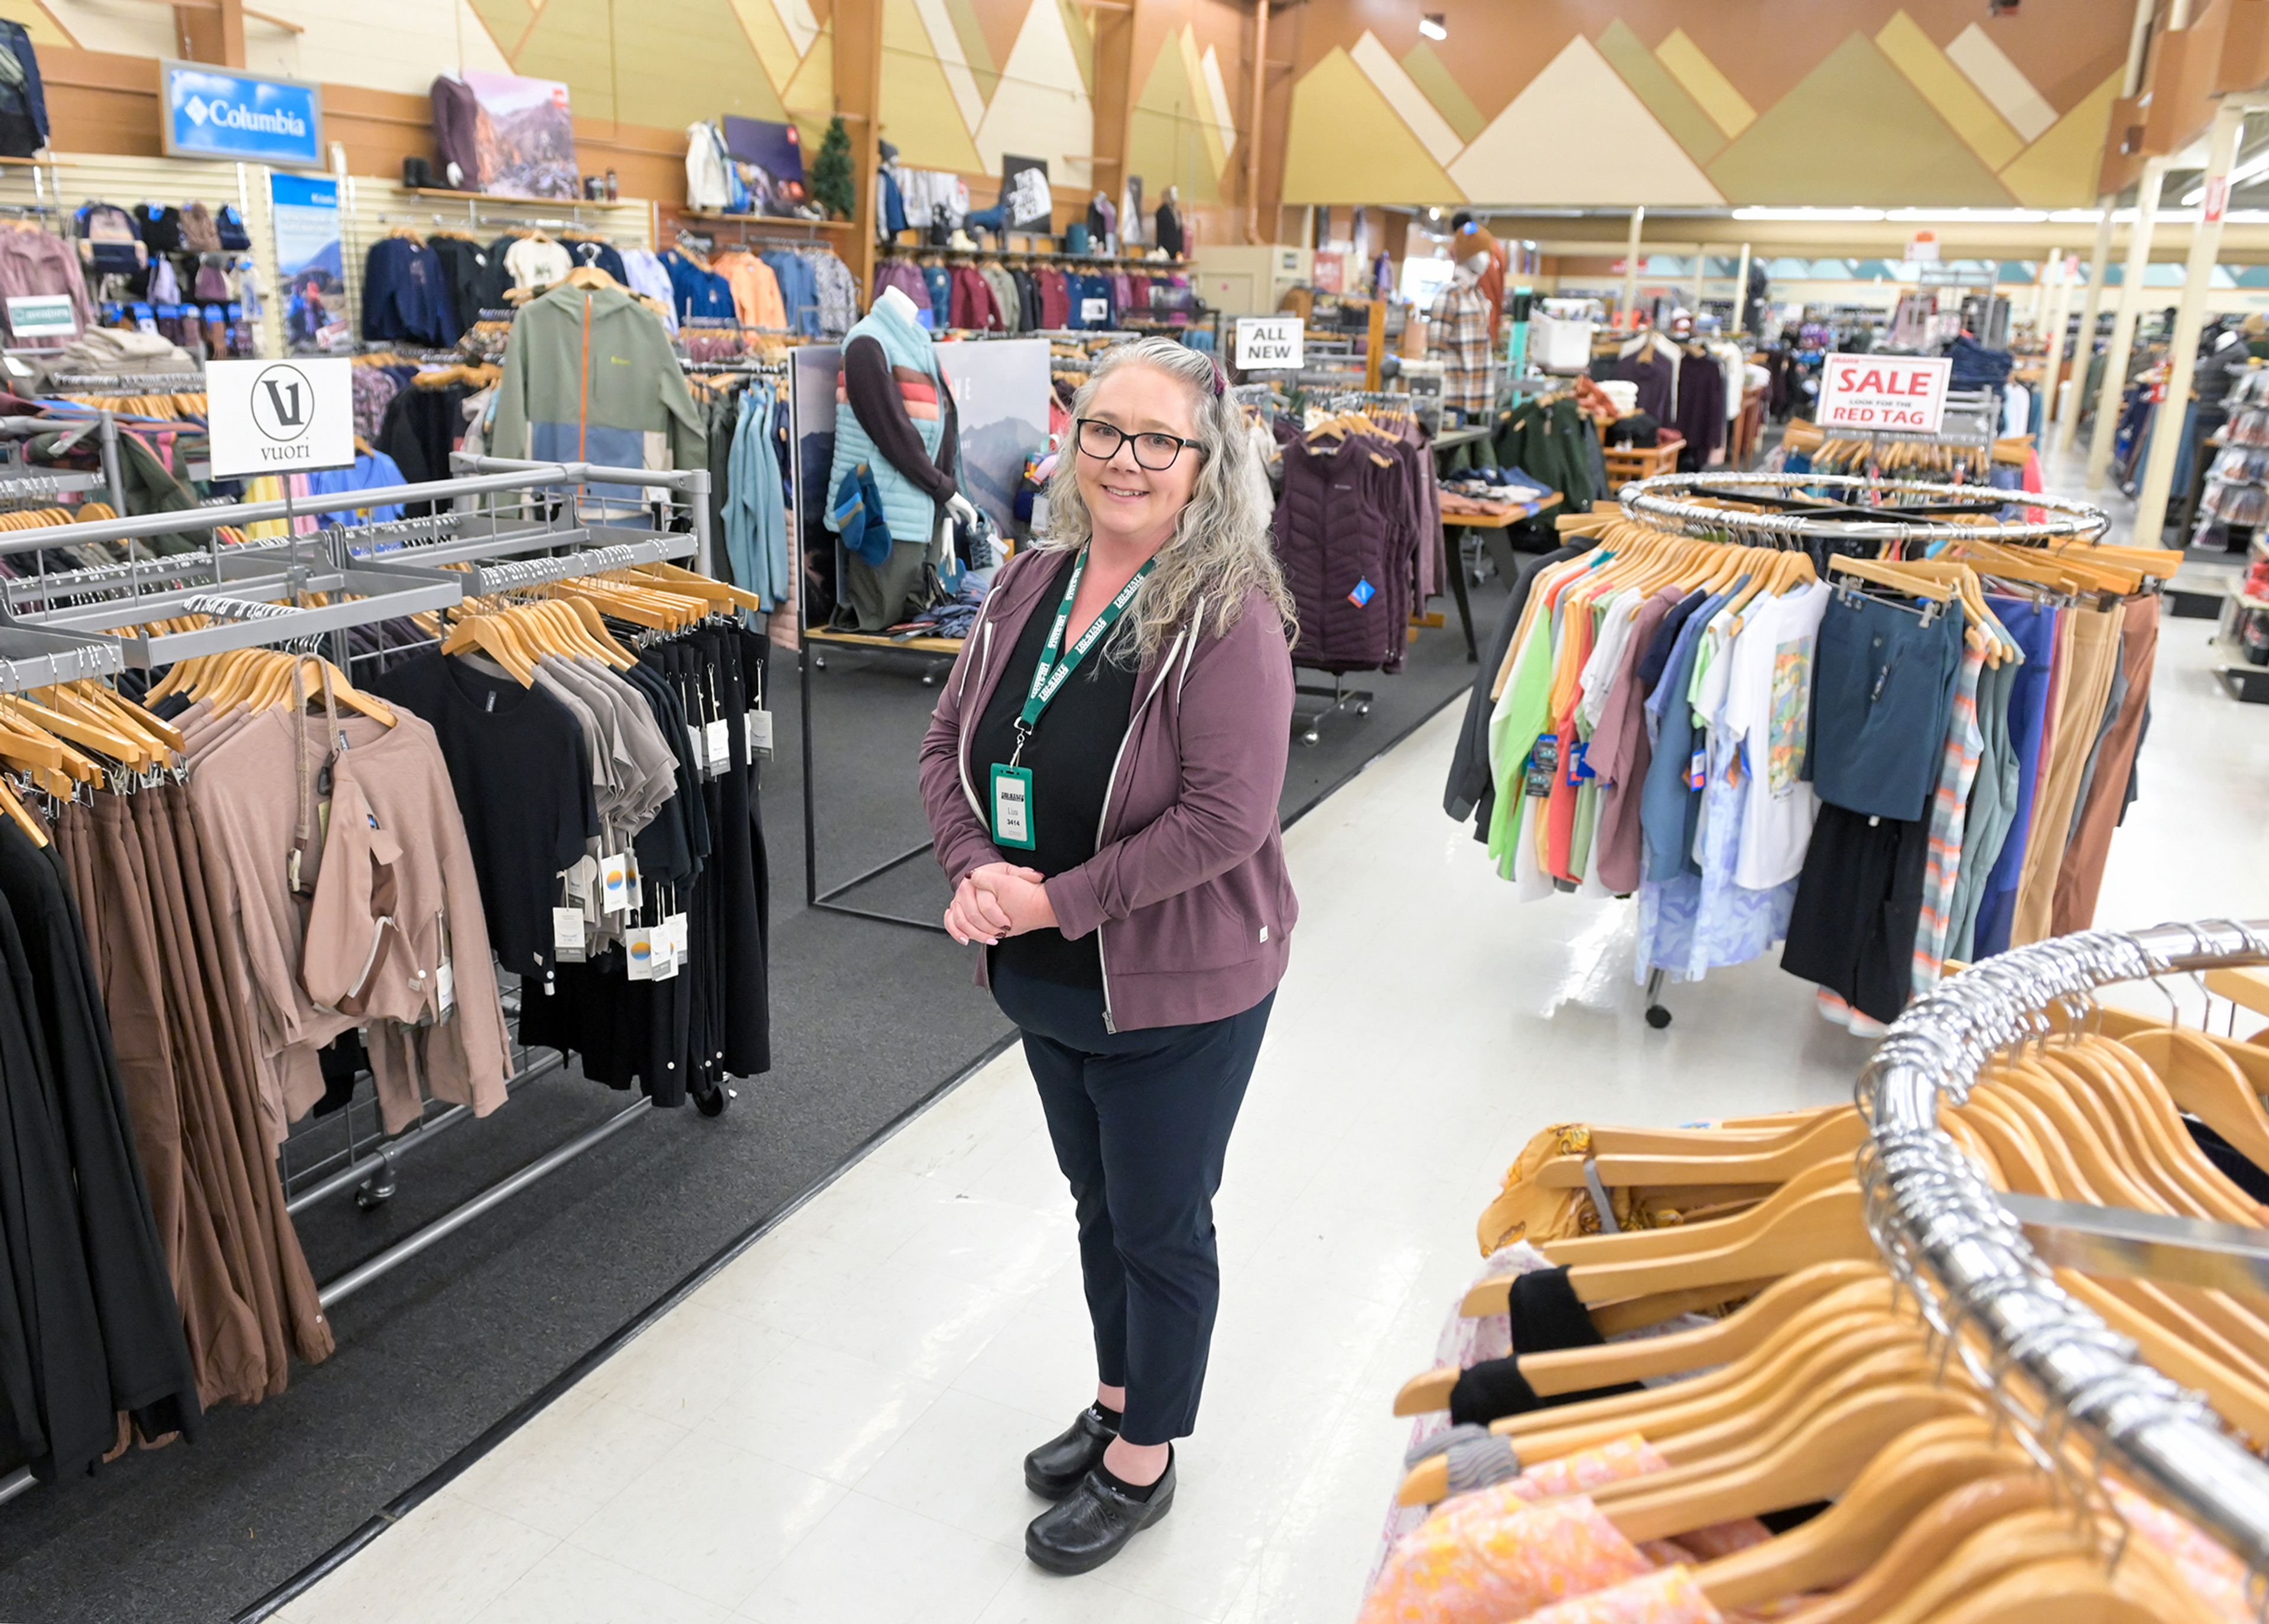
[465,71,578,201]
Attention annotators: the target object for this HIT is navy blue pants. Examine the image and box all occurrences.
[1807,590,1964,822]
[993,964,1274,1445]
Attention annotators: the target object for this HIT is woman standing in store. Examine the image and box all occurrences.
[918,336,1297,1576]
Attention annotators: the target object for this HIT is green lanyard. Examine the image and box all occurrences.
[1010,552,1152,766]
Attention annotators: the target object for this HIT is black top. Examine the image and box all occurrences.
[971,551,1139,987]
[370,652,599,979]
[0,822,199,1455]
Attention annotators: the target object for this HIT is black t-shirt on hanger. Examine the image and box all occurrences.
[369,652,598,979]
[971,550,1139,988]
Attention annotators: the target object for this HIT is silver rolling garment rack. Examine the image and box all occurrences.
[1610,471,2113,1031]
[0,456,719,1511]
[1862,920,2269,1578]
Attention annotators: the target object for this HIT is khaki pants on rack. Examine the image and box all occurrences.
[2011,603,2122,946]
[2051,594,2159,936]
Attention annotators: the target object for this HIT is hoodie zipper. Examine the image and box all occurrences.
[1093,628,1185,1034]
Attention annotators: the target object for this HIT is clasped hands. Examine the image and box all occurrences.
[944,861,1058,946]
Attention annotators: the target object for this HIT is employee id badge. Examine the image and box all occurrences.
[990,763,1036,850]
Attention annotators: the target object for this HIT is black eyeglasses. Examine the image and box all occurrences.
[1075,418,1202,472]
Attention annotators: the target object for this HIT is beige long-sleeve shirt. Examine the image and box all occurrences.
[191,707,512,1141]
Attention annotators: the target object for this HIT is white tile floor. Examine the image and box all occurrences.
[277,584,2266,1624]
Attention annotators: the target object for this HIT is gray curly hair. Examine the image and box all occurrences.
[1036,337,1295,666]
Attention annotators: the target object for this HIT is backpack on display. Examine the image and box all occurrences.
[74,201,145,274]
[214,204,250,250]
[180,200,221,253]
[136,203,183,253]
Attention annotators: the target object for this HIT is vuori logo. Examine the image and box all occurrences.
[249,364,314,442]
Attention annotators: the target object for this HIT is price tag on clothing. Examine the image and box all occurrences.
[687,724,707,778]
[649,925,679,980]
[435,958,455,1017]
[1687,747,1707,792]
[705,718,731,772]
[564,857,593,906]
[625,926,655,981]
[1523,734,1558,799]
[1567,740,1594,786]
[745,707,773,759]
[625,849,643,913]
[599,852,630,914]
[552,906,586,963]
[664,912,688,959]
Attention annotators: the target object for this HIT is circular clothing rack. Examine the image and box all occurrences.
[1617,470,2112,546]
[1861,920,2269,1573]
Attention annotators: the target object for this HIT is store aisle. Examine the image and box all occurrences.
[272,610,2253,1624]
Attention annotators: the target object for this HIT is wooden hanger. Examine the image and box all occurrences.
[1526,1108,1865,1193]
[1599,1382,1985,1544]
[2120,1026,2269,1173]
[1394,1275,1907,1504]
[1543,1157,1854,1268]
[1390,1259,1883,1418]
[1792,1471,2053,1624]
[443,607,539,685]
[1462,1160,1859,1319]
[1695,1421,2027,1613]
[1828,555,1955,603]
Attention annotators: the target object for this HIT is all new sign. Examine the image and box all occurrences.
[1816,353,1953,435]
[160,61,324,167]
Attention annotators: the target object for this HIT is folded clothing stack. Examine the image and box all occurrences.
[1442,465,1553,516]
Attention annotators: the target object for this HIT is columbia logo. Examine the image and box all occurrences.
[184,96,210,126]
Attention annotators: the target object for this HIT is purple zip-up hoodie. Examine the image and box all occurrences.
[918,546,1298,1033]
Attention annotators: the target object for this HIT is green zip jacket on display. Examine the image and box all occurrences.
[489,280,707,503]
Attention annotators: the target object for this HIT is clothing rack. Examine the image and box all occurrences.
[1585,474,2114,1029]
[1864,919,2269,1571]
[1617,469,2109,546]
[0,410,129,513]
[0,457,727,1514]
[41,372,205,399]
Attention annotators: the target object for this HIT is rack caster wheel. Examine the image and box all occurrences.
[813,653,828,671]
[1357,702,1371,716]
[1300,728,1320,746]
[355,1166,398,1209]
[695,1084,735,1118]
[1644,1004,1672,1030]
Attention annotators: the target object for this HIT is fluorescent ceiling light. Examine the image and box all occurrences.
[1884,207,2050,223]
[1418,12,1446,39]
[2183,151,2269,206]
[1731,207,1886,222]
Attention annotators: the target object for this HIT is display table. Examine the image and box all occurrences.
[1438,492,1563,660]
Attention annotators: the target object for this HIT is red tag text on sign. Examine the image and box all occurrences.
[1816,353,1953,435]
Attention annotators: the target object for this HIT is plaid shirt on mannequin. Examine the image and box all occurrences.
[1432,277,1496,416]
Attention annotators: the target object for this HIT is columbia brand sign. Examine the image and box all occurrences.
[1234,315,1302,371]
[206,358,354,480]
[160,61,324,165]
[1816,353,1953,435]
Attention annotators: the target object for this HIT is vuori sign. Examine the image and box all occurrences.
[207,359,354,480]
[1816,353,1952,435]
[161,61,325,166]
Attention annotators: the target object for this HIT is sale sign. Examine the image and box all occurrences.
[1816,353,1953,434]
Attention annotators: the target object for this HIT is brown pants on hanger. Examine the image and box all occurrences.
[2050,595,2159,936]
[2011,603,2122,947]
